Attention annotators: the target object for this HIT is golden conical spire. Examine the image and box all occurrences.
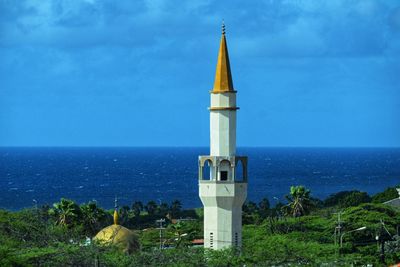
[113,196,119,225]
[212,21,234,93]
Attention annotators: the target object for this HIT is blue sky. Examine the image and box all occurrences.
[1,0,399,147]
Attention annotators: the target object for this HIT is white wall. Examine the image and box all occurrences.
[210,92,237,157]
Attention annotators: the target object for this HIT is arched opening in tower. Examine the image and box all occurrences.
[219,160,231,181]
[235,159,244,182]
[202,159,213,180]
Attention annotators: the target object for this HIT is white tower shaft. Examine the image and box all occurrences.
[210,93,237,157]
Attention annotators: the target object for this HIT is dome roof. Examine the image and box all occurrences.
[94,224,139,254]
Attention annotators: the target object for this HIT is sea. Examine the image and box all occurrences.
[0,147,399,210]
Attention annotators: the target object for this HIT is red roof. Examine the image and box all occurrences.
[191,239,204,245]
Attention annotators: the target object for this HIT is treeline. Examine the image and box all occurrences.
[242,185,399,224]
[26,198,196,240]
[1,185,399,266]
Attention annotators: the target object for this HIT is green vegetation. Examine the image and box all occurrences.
[0,186,399,266]
[324,190,372,208]
[284,185,315,217]
[372,186,400,203]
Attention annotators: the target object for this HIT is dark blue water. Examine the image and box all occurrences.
[0,147,399,210]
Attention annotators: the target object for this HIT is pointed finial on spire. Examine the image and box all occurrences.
[113,196,119,225]
[222,19,226,35]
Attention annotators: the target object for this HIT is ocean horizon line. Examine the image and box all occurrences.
[1,146,400,149]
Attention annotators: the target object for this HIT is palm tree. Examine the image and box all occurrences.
[119,205,130,225]
[158,202,169,216]
[145,201,157,216]
[258,198,270,218]
[285,186,313,217]
[170,200,182,218]
[49,198,82,227]
[243,201,258,215]
[131,201,143,217]
[80,201,108,235]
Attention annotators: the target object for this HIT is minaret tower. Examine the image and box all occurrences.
[199,23,248,250]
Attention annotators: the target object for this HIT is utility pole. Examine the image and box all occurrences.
[377,219,392,264]
[334,212,343,247]
[156,218,166,249]
[380,220,385,264]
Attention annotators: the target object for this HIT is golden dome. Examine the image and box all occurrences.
[94,199,139,254]
[94,224,139,254]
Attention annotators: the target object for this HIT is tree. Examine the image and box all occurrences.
[145,201,158,216]
[243,201,261,224]
[285,186,313,217]
[49,198,82,227]
[270,202,285,217]
[132,201,143,217]
[340,203,400,249]
[119,205,131,226]
[170,200,182,218]
[170,222,188,248]
[80,201,109,236]
[339,191,371,208]
[243,201,258,215]
[157,202,169,216]
[258,198,270,218]
[372,187,399,203]
[324,190,361,207]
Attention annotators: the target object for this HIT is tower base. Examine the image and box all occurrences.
[199,181,247,250]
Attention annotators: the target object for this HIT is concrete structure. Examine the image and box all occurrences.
[199,24,248,250]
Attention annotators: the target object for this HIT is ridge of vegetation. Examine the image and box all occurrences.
[0,185,399,266]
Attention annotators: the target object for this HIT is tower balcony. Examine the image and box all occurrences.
[198,155,248,183]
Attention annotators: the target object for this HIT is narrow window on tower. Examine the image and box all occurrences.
[220,171,228,181]
[210,232,214,248]
[202,160,212,180]
[235,159,244,182]
[219,160,230,181]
